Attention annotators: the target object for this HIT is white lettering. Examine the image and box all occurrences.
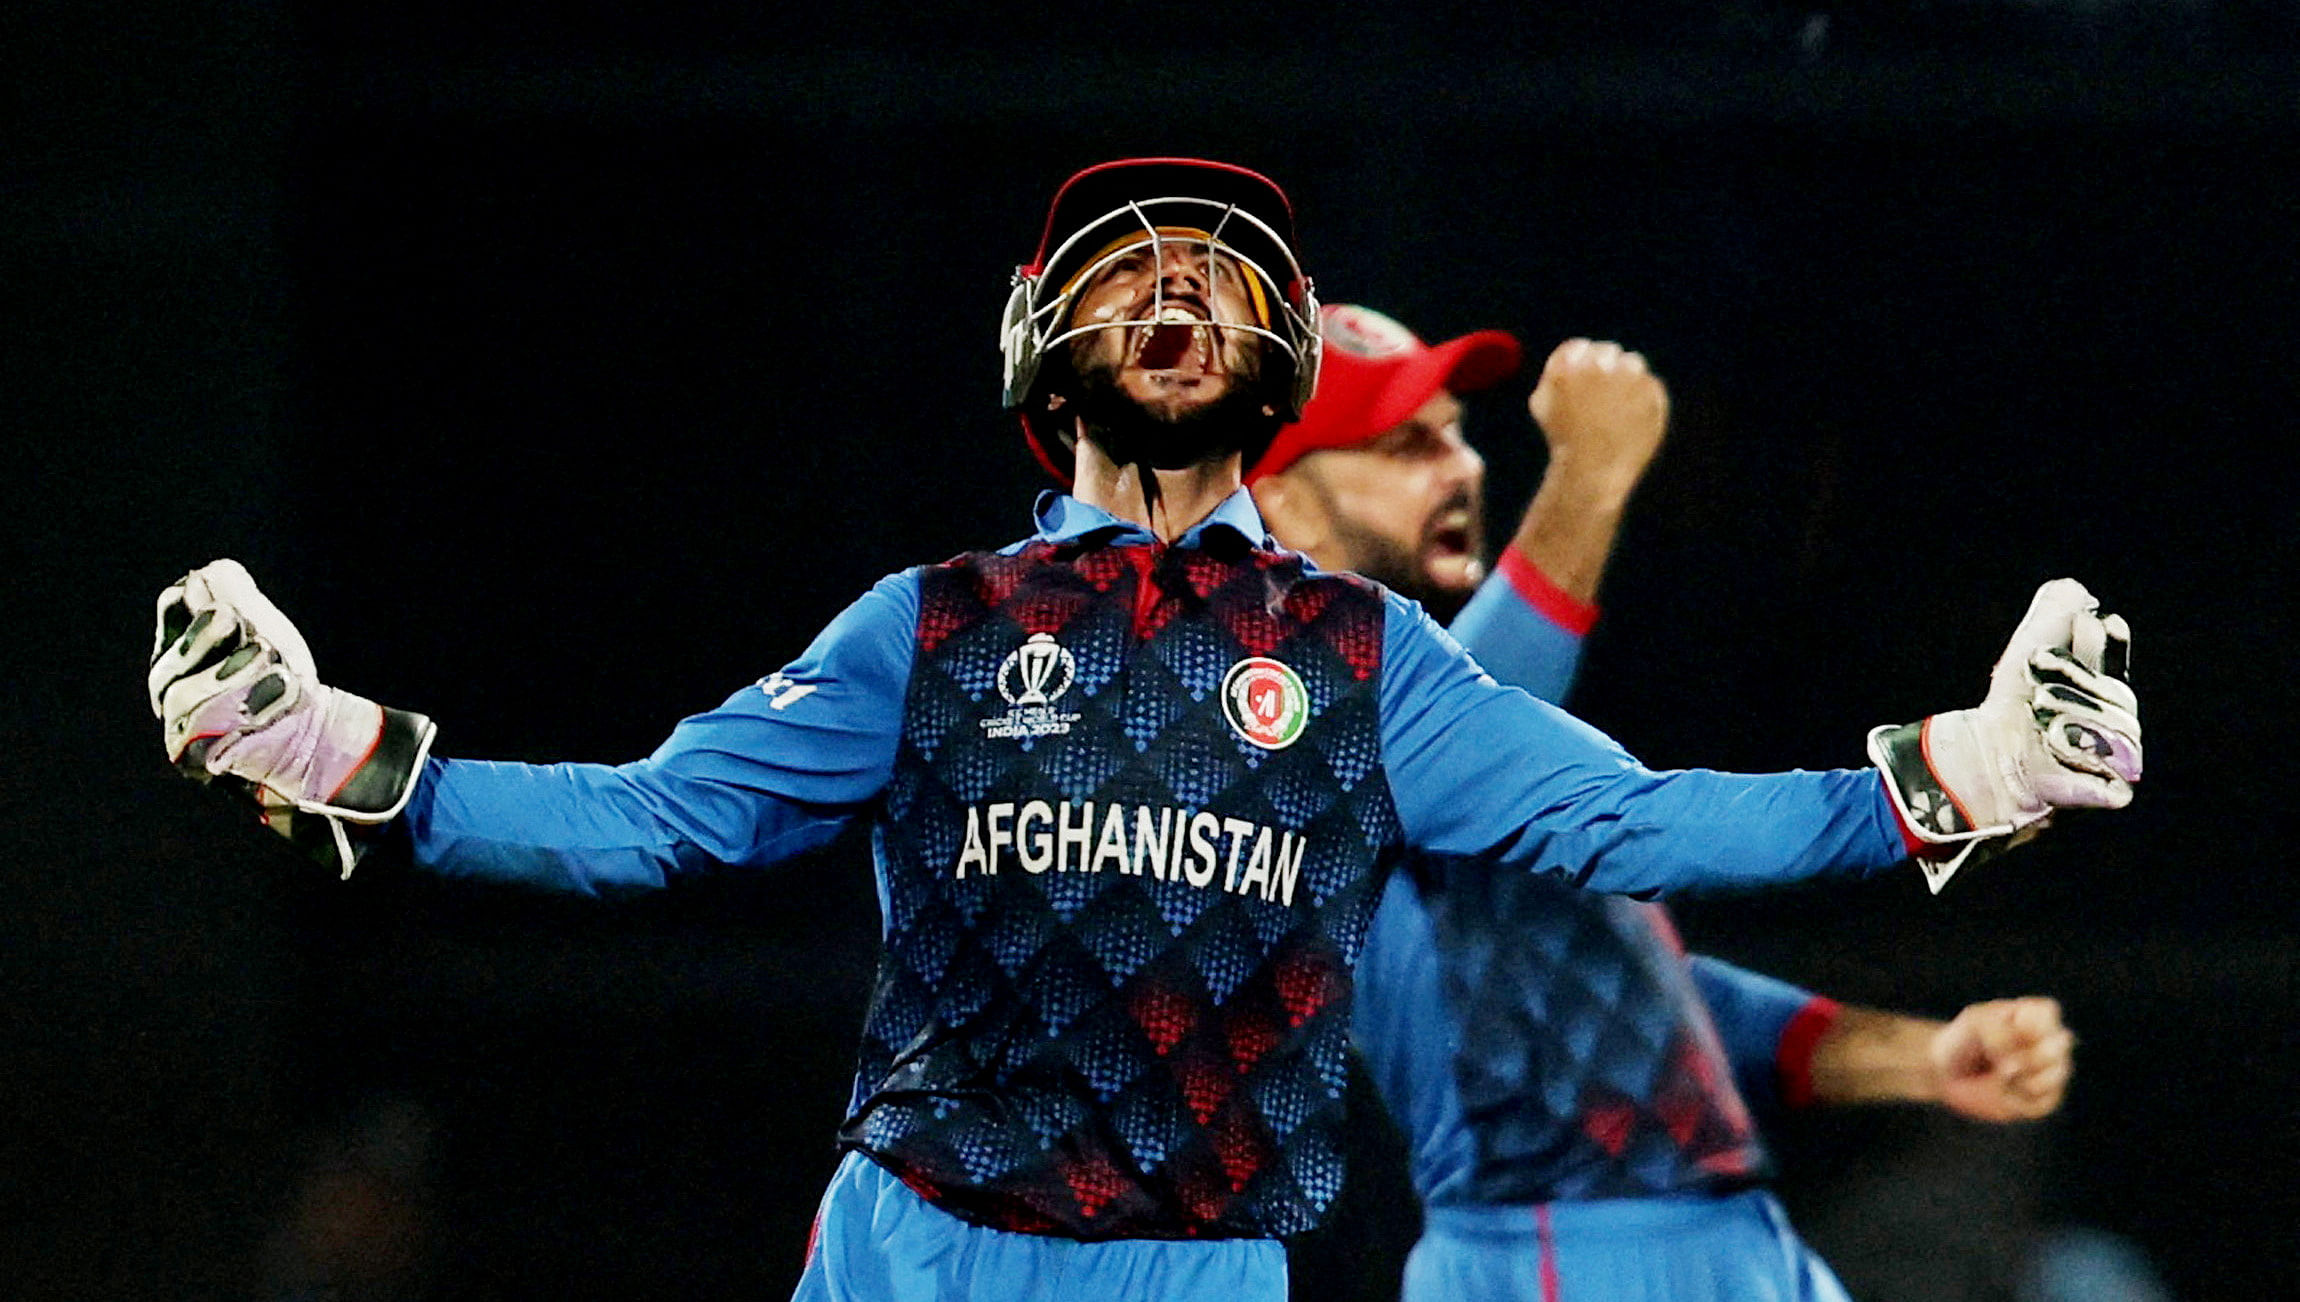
[957,806,989,879]
[1092,804,1130,874]
[946,800,1316,907]
[1237,826,1273,899]
[1057,801,1095,872]
[986,802,1015,876]
[1271,833,1307,907]
[1220,817,1256,892]
[1017,800,1055,873]
[1185,813,1221,888]
[1133,806,1170,879]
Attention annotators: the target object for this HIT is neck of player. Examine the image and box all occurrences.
[1071,434,1244,543]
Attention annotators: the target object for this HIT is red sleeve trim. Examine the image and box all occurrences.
[1496,546,1599,637]
[1777,996,1844,1109]
[1533,1203,1562,1302]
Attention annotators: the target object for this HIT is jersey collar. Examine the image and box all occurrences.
[1031,488,1274,551]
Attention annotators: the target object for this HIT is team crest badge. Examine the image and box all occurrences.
[1221,657,1309,751]
[983,633,1082,740]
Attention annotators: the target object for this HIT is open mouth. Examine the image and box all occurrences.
[1130,306,1213,372]
[1427,506,1475,559]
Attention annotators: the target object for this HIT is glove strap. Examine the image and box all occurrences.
[254,792,393,881]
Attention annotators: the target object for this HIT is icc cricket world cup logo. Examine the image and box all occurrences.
[997,633,1077,707]
[983,634,1082,740]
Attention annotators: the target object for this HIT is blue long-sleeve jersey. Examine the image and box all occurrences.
[398,489,1902,1238]
[404,494,1903,898]
[1353,550,1844,1209]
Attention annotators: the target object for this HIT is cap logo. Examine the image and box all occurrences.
[1221,657,1310,750]
[1321,304,1421,360]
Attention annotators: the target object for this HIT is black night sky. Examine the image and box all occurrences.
[10,4,2297,1299]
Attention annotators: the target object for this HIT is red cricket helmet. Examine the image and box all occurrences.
[1000,158,1322,484]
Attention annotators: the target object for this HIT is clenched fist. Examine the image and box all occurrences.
[1528,338,1669,493]
[1932,997,2076,1123]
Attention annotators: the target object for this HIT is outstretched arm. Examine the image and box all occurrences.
[152,560,916,890]
[1806,997,2074,1122]
[1382,594,1913,895]
[1689,961,2073,1122]
[404,570,916,894]
[1382,573,2141,897]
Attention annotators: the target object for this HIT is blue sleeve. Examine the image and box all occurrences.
[1689,955,1834,1116]
[1377,591,1908,896]
[1448,565,1586,707]
[400,569,919,895]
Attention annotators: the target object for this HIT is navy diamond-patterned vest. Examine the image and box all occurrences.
[841,532,1400,1240]
[1413,860,1769,1200]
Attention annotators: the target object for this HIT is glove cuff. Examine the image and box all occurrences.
[310,705,437,820]
[1867,717,2023,894]
[1869,718,1990,842]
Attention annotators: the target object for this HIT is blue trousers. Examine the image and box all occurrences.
[1405,1189,1854,1302]
[790,1152,1289,1302]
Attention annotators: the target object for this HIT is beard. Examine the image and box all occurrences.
[1323,516,1430,599]
[1064,339,1277,472]
[1304,478,1487,622]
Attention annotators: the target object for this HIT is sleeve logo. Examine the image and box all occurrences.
[1221,657,1309,750]
[758,671,819,711]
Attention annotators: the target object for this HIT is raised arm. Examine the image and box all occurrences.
[1451,337,1667,701]
[1501,336,1669,607]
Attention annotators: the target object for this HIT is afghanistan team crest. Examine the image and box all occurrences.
[1221,657,1309,751]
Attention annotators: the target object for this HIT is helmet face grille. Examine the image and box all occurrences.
[1004,162,1321,482]
[1019,210,1313,397]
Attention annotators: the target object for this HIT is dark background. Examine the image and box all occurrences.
[11,2,2296,1298]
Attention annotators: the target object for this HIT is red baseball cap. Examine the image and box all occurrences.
[1249,304,1522,482]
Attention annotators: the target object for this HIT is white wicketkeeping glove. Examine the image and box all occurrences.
[1869,578,2142,893]
[148,559,436,878]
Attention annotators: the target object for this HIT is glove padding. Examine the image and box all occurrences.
[149,559,435,878]
[1870,578,2141,893]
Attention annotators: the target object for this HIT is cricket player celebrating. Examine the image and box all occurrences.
[146,159,2139,1302]
[1252,303,2082,1300]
